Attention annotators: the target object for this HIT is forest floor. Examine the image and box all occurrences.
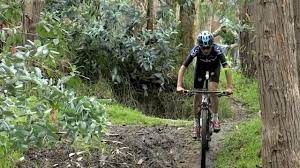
[17,98,255,168]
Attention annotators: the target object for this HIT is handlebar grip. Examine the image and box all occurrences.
[217,92,233,97]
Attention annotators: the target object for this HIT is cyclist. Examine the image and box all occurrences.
[177,31,233,138]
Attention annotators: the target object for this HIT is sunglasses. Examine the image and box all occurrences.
[201,46,212,50]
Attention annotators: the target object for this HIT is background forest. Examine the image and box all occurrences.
[0,0,299,168]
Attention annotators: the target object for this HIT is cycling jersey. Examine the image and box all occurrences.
[183,44,228,89]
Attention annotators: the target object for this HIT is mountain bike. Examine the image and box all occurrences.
[184,71,230,168]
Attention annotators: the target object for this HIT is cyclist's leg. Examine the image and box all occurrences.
[193,92,202,124]
[209,65,221,131]
[209,81,219,121]
[192,92,201,138]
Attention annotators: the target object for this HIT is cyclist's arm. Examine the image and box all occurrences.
[177,46,198,89]
[177,65,186,89]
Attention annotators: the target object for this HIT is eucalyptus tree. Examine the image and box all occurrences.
[146,0,154,30]
[24,0,43,41]
[255,0,300,167]
[294,0,300,90]
[177,0,196,60]
[239,0,256,77]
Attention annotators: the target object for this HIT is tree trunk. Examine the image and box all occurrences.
[24,0,43,41]
[239,0,256,77]
[179,1,196,60]
[146,0,154,30]
[294,0,300,89]
[255,0,300,167]
[0,21,4,52]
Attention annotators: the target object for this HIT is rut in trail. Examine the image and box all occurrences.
[17,98,256,168]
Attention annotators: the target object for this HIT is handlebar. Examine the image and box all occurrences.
[183,90,232,97]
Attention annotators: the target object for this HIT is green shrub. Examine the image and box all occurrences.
[64,0,179,88]
[0,41,107,158]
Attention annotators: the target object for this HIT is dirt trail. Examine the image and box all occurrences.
[17,98,255,168]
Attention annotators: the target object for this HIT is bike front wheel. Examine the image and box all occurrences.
[201,108,209,167]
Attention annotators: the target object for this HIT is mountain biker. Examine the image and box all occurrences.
[176,31,233,138]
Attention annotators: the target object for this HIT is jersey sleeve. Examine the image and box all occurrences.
[219,53,228,67]
[214,45,228,67]
[183,46,199,67]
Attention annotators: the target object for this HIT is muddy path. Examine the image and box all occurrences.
[17,98,256,168]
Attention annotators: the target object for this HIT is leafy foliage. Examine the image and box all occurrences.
[198,1,253,33]
[0,40,107,156]
[0,0,23,53]
[42,0,182,116]
[35,13,74,79]
[67,0,179,88]
[0,0,22,25]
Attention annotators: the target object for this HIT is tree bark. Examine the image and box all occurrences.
[146,0,154,30]
[24,0,43,41]
[255,0,300,167]
[294,0,300,90]
[0,21,4,52]
[239,0,256,77]
[179,1,196,60]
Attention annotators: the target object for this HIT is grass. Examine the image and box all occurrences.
[219,98,233,119]
[216,117,262,168]
[217,69,262,167]
[0,145,22,168]
[220,70,260,112]
[107,104,192,126]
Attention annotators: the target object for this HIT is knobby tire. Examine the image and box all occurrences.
[201,108,209,167]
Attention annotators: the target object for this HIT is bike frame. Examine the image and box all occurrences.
[200,71,212,168]
[184,71,227,168]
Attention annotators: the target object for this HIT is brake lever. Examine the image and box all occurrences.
[217,92,232,97]
[217,92,226,97]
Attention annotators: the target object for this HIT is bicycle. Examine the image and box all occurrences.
[184,71,230,168]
